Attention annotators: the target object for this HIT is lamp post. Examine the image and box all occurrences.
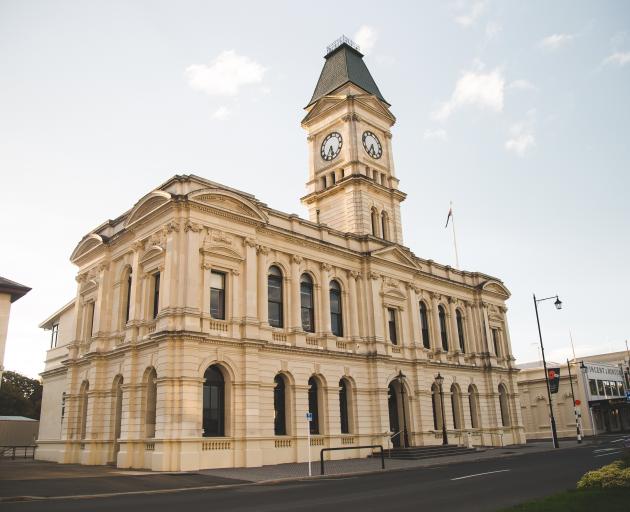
[533,293,563,449]
[397,370,410,448]
[435,373,448,445]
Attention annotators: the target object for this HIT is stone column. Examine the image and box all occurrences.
[92,263,110,341]
[347,271,361,340]
[464,302,477,353]
[243,238,258,324]
[290,256,302,332]
[319,263,332,335]
[482,304,495,356]
[182,221,203,331]
[368,272,384,342]
[230,269,241,338]
[406,284,420,347]
[158,220,180,330]
[500,307,513,359]
[256,245,269,326]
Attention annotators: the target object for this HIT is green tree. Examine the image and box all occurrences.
[0,371,42,419]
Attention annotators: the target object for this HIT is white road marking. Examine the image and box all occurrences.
[593,448,618,452]
[451,469,510,481]
[610,438,627,443]
[594,451,621,457]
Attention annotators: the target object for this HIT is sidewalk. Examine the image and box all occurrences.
[0,439,590,502]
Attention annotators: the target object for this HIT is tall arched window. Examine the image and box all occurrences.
[381,211,389,241]
[371,208,379,236]
[419,302,430,349]
[498,384,511,427]
[339,379,350,434]
[78,380,89,440]
[145,368,157,438]
[151,272,160,319]
[456,309,465,353]
[203,365,225,437]
[468,384,480,429]
[300,274,315,333]
[451,384,463,430]
[274,374,287,436]
[330,280,343,337]
[268,266,284,328]
[124,268,132,325]
[308,377,320,435]
[431,383,442,430]
[438,305,449,351]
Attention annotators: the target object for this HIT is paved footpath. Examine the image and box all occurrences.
[0,438,596,502]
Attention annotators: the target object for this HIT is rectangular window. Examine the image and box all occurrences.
[611,382,620,396]
[124,274,132,324]
[51,323,59,348]
[321,176,327,189]
[331,172,336,185]
[618,381,625,396]
[152,272,161,319]
[589,379,598,396]
[86,302,95,338]
[492,328,501,357]
[387,308,398,345]
[210,271,226,320]
[597,380,605,396]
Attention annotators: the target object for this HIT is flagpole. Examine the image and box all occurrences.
[569,330,577,361]
[450,201,460,269]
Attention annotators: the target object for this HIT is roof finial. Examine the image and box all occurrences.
[326,35,360,55]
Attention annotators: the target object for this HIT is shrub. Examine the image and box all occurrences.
[577,460,630,489]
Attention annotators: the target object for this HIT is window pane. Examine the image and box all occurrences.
[597,380,605,396]
[210,271,225,290]
[589,379,598,396]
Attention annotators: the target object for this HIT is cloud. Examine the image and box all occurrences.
[508,79,537,91]
[454,1,486,27]
[485,21,502,40]
[432,68,505,121]
[538,33,574,50]
[354,25,378,54]
[212,106,231,121]
[186,50,267,96]
[603,51,630,66]
[505,113,536,157]
[423,128,447,141]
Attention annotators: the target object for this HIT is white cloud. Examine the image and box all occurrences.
[354,25,378,54]
[538,33,574,50]
[212,106,231,121]
[603,51,630,66]
[505,113,536,157]
[186,50,266,96]
[454,1,486,27]
[432,68,505,121]
[423,128,447,142]
[508,79,537,91]
[485,21,502,40]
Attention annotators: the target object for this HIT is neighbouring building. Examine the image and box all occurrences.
[36,37,525,471]
[517,351,630,441]
[0,276,31,389]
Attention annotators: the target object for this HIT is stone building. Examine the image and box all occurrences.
[36,38,525,471]
[0,276,31,389]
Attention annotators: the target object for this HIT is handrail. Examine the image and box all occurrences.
[0,445,37,460]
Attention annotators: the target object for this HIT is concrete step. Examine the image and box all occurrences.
[372,445,478,460]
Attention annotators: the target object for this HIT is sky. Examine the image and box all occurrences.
[1,0,629,379]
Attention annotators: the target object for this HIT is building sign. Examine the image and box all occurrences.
[548,368,560,394]
[582,362,626,402]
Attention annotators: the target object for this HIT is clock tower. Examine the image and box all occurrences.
[301,37,406,244]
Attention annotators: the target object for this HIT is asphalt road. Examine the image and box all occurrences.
[3,438,626,512]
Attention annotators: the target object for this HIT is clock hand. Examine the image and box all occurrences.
[328,146,334,158]
[369,144,375,156]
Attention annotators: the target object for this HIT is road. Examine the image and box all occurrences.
[3,437,626,512]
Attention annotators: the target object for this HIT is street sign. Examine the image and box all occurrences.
[548,367,561,394]
[306,412,313,422]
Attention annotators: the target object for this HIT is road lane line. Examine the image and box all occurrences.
[594,451,621,457]
[594,448,618,452]
[451,469,510,481]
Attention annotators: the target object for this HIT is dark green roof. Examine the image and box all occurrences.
[307,43,388,107]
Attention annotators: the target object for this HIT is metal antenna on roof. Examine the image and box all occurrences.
[326,35,360,54]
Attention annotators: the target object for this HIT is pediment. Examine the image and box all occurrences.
[302,96,346,125]
[124,191,172,228]
[354,95,396,123]
[70,234,105,262]
[201,244,244,263]
[480,280,511,299]
[189,188,268,224]
[370,246,421,270]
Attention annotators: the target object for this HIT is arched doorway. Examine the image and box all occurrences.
[111,375,123,462]
[203,365,225,437]
[387,379,410,448]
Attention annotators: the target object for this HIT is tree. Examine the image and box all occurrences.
[0,371,42,419]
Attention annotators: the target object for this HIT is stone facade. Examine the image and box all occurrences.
[36,41,525,471]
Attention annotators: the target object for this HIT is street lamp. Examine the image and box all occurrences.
[396,370,410,448]
[435,373,448,445]
[533,293,563,449]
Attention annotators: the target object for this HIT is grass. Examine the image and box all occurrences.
[503,488,630,511]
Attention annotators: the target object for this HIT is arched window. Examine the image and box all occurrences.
[339,379,350,434]
[451,384,463,430]
[456,309,465,353]
[468,385,480,429]
[300,274,315,333]
[438,305,449,351]
[498,384,511,427]
[419,302,430,349]
[308,377,320,435]
[387,308,398,345]
[330,280,343,337]
[268,266,284,328]
[371,208,379,236]
[145,368,157,438]
[78,380,89,440]
[381,211,389,241]
[124,268,132,325]
[151,272,160,319]
[203,366,225,437]
[274,374,287,435]
[431,383,442,430]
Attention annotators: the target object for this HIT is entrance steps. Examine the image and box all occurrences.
[377,445,478,460]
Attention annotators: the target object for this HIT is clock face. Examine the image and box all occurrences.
[362,131,383,159]
[320,132,343,161]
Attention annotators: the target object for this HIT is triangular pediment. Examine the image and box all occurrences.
[301,96,346,125]
[370,246,421,270]
[355,95,396,123]
[189,188,268,224]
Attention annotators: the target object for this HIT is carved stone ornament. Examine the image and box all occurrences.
[165,220,180,233]
[292,255,303,264]
[147,229,167,250]
[132,240,145,252]
[349,270,361,280]
[243,237,257,248]
[321,263,332,272]
[369,271,381,281]
[184,220,203,233]
[210,230,233,245]
[385,277,399,289]
[256,244,269,255]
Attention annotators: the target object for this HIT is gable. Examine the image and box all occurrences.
[70,234,105,263]
[480,280,511,299]
[189,188,268,224]
[370,246,421,270]
[124,191,172,228]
